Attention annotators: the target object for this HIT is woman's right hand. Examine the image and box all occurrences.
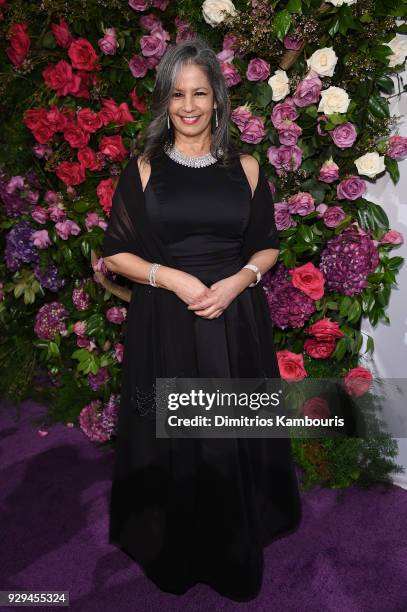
[167,270,212,306]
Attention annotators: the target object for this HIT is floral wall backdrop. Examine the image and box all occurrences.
[1,0,406,488]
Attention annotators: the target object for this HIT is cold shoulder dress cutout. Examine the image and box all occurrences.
[102,148,302,601]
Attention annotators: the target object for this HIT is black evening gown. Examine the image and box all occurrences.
[103,148,302,601]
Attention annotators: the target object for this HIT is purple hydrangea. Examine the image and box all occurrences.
[261,263,316,329]
[5,221,39,272]
[87,366,110,391]
[34,301,70,340]
[79,395,119,443]
[33,262,66,292]
[319,227,380,296]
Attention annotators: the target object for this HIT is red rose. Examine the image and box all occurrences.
[43,106,67,132]
[64,125,90,149]
[51,17,73,49]
[302,397,330,420]
[42,60,81,96]
[78,147,103,171]
[305,317,344,342]
[343,366,373,397]
[68,37,98,71]
[304,338,336,359]
[98,98,133,126]
[6,22,30,67]
[99,134,127,161]
[97,178,115,214]
[289,262,325,300]
[56,161,86,186]
[23,108,47,130]
[32,124,55,144]
[277,350,308,381]
[77,108,103,133]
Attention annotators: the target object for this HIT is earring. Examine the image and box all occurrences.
[167,112,170,130]
[215,107,218,129]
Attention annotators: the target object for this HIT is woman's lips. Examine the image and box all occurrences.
[180,116,200,124]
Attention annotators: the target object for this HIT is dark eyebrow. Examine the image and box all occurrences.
[173,87,208,91]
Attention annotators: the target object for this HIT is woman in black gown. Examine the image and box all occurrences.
[102,37,302,601]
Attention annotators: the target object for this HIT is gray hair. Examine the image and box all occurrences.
[141,35,241,167]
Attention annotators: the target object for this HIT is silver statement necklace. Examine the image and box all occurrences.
[164,142,219,168]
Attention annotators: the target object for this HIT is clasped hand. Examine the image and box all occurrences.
[187,276,240,319]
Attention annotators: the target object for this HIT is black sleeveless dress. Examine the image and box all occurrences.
[106,149,302,601]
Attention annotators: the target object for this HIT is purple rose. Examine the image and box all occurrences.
[321,205,346,228]
[140,13,162,30]
[319,159,339,183]
[387,135,407,160]
[337,176,367,200]
[278,120,302,146]
[274,202,296,230]
[292,77,322,108]
[152,0,169,9]
[267,145,302,175]
[246,58,270,81]
[287,192,315,216]
[231,106,252,131]
[129,54,148,77]
[98,28,118,56]
[140,28,168,58]
[271,97,299,128]
[317,115,329,137]
[241,116,266,144]
[331,122,357,149]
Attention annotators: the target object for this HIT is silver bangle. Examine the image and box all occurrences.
[242,264,261,287]
[149,263,161,287]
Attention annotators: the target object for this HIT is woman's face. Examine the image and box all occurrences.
[167,63,216,140]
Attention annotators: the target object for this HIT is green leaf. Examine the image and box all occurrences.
[370,45,393,63]
[368,94,390,119]
[347,300,362,323]
[272,10,292,42]
[366,335,374,353]
[298,224,313,243]
[385,156,400,184]
[255,82,274,108]
[333,337,348,361]
[328,17,340,38]
[286,0,302,12]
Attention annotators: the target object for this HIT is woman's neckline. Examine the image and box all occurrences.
[163,143,219,168]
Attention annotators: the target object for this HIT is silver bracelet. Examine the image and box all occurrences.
[149,263,161,287]
[242,264,261,287]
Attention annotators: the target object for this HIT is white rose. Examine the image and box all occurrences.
[268,69,290,102]
[306,47,338,77]
[354,152,386,178]
[202,0,237,27]
[326,0,357,6]
[318,86,350,114]
[386,35,407,68]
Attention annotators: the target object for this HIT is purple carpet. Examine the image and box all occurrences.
[1,399,406,611]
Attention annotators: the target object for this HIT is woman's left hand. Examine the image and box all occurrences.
[187,275,246,319]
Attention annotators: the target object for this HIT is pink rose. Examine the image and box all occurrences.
[32,206,49,224]
[289,261,325,300]
[283,32,303,50]
[220,61,241,87]
[140,27,169,59]
[302,397,330,419]
[271,97,299,128]
[274,202,295,230]
[380,229,404,245]
[140,13,162,30]
[267,144,302,175]
[246,57,270,81]
[278,120,302,146]
[330,122,357,149]
[241,116,265,144]
[305,317,344,342]
[343,366,373,397]
[304,338,336,359]
[321,205,346,228]
[277,350,308,382]
[55,219,81,240]
[129,0,151,10]
[287,192,315,216]
[231,106,252,131]
[31,229,51,249]
[319,159,339,183]
[129,54,149,78]
[387,135,407,160]
[292,77,322,108]
[337,176,366,200]
[73,321,87,336]
[98,28,119,55]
